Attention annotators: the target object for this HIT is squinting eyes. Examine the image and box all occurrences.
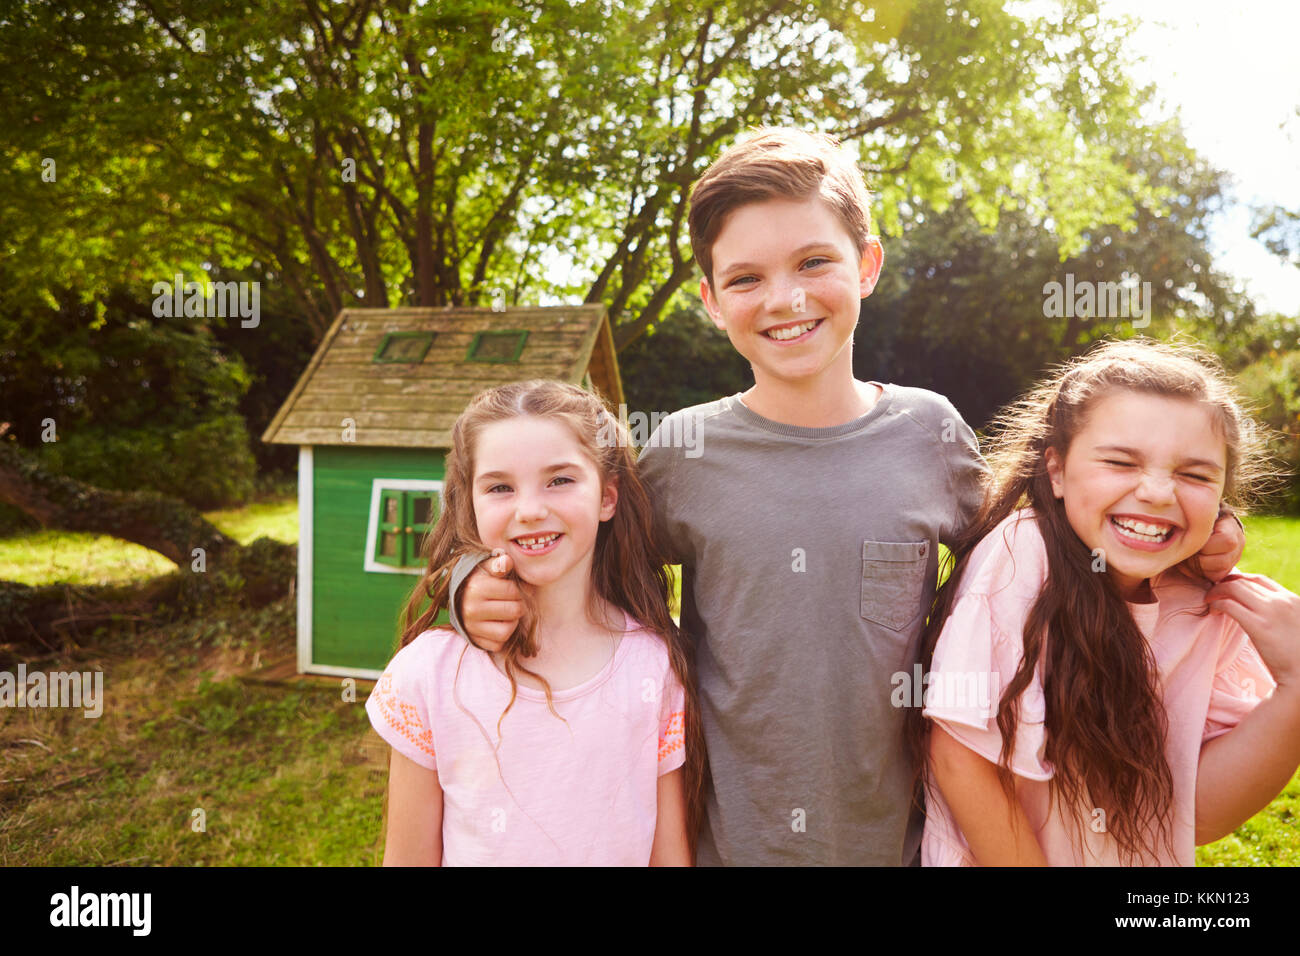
[1101,460,1215,483]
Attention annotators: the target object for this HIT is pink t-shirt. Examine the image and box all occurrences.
[922,510,1275,866]
[365,610,687,866]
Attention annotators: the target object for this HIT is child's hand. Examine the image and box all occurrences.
[1206,572,1300,690]
[461,550,524,653]
[1192,513,1246,583]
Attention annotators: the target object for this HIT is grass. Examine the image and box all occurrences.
[0,491,388,865]
[3,502,1299,865]
[1195,514,1300,866]
[0,498,298,587]
[1233,515,1300,588]
[0,597,386,865]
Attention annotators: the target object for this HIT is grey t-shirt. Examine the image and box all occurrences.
[638,384,986,865]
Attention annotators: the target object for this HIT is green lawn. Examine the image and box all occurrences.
[1234,514,1300,588]
[0,596,385,866]
[0,498,298,587]
[1196,515,1300,865]
[2,503,1298,865]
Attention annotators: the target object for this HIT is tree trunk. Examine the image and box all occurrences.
[0,439,236,566]
[0,537,295,652]
[0,437,294,650]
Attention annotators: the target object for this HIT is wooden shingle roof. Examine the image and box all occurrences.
[261,305,624,448]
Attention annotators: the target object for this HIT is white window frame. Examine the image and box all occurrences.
[363,478,445,575]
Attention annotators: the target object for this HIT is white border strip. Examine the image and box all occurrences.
[362,478,444,575]
[297,446,314,675]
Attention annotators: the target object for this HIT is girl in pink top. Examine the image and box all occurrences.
[910,339,1300,865]
[366,381,703,865]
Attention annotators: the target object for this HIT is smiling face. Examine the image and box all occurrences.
[699,194,883,390]
[1044,389,1227,600]
[470,415,617,591]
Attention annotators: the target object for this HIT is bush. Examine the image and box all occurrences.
[36,414,258,510]
[1235,350,1300,514]
[0,501,38,537]
[1,286,259,509]
[619,305,752,414]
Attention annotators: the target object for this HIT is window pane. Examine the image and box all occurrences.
[384,497,398,523]
[380,532,398,557]
[468,330,527,362]
[411,496,433,525]
[376,333,433,362]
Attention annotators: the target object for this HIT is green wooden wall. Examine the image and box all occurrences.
[312,445,446,671]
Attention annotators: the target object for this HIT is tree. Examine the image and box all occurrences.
[0,431,293,646]
[856,113,1253,428]
[3,0,1176,350]
[619,305,752,414]
[1253,205,1300,271]
[0,280,261,508]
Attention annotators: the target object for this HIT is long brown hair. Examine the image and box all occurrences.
[395,379,708,852]
[907,337,1276,862]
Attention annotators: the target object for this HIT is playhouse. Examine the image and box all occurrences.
[262,305,624,677]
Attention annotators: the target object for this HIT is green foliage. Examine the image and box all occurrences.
[3,0,1292,512]
[1234,348,1300,513]
[1252,205,1300,270]
[1189,313,1300,513]
[0,501,37,537]
[36,416,256,511]
[0,287,257,508]
[1,0,1187,349]
[0,288,251,437]
[856,126,1253,430]
[619,305,753,414]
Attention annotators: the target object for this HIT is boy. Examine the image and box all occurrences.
[450,127,1244,864]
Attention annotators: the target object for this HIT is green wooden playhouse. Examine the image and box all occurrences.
[261,305,625,677]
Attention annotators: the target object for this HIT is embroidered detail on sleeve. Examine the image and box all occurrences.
[658,710,685,763]
[371,672,436,760]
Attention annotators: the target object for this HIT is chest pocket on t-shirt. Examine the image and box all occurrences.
[861,540,929,632]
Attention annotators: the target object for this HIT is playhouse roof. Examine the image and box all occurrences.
[261,305,624,448]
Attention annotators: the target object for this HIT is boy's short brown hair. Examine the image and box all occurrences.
[688,126,875,287]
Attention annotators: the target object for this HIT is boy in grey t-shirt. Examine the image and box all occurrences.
[636,385,982,864]
[450,127,1244,864]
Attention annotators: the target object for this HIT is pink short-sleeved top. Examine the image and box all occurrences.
[365,610,686,866]
[922,510,1275,867]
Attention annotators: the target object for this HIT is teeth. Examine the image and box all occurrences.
[1112,517,1173,541]
[515,533,559,551]
[765,320,819,341]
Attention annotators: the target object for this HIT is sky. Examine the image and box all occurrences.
[1101,0,1300,315]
